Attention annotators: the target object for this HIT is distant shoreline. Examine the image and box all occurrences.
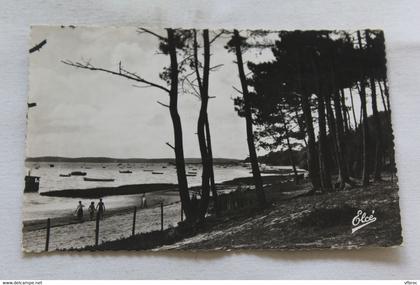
[25,156,243,164]
[38,174,295,199]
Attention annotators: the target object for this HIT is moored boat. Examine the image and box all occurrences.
[24,175,40,192]
[84,177,115,182]
[71,171,87,176]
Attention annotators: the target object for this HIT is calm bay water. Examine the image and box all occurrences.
[23,162,294,221]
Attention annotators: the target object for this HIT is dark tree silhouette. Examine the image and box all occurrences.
[226,30,266,207]
[63,28,195,221]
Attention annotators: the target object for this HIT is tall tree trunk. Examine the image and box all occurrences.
[279,110,299,184]
[205,115,218,215]
[332,88,350,187]
[232,29,266,207]
[329,53,350,188]
[382,79,396,177]
[167,29,193,219]
[349,88,358,128]
[325,92,339,175]
[383,80,391,114]
[377,81,389,113]
[300,93,321,191]
[365,31,383,181]
[294,108,308,147]
[369,77,383,180]
[317,94,333,191]
[318,95,332,191]
[357,30,370,186]
[310,58,332,191]
[340,89,350,133]
[286,135,299,184]
[192,30,213,222]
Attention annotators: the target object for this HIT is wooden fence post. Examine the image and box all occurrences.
[45,218,50,252]
[160,202,164,231]
[132,206,137,236]
[95,211,100,246]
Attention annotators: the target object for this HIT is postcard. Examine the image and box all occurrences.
[23,26,402,252]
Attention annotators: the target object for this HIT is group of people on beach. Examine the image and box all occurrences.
[74,193,148,222]
[74,198,105,221]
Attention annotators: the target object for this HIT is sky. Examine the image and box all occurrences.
[26,26,276,159]
[26,26,384,160]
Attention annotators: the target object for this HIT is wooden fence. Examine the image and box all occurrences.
[43,191,255,251]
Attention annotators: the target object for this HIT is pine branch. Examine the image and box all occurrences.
[157,101,170,108]
[209,31,225,44]
[62,60,170,93]
[232,85,243,94]
[165,142,175,150]
[137,28,167,41]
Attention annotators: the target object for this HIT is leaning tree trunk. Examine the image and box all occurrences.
[300,93,321,191]
[382,79,396,180]
[167,29,193,220]
[205,115,219,215]
[365,30,383,181]
[329,52,351,188]
[340,89,350,133]
[311,59,332,191]
[369,77,383,181]
[357,30,370,186]
[325,91,339,176]
[378,80,389,114]
[233,29,266,207]
[317,93,333,191]
[279,109,299,184]
[349,87,358,129]
[286,135,299,184]
[358,82,370,186]
[194,29,212,221]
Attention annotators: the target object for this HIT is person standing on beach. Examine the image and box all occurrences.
[75,201,85,221]
[96,198,105,220]
[141,193,147,209]
[88,201,96,220]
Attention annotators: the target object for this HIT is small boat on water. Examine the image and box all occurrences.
[119,170,132,174]
[162,166,167,168]
[71,171,87,176]
[49,164,54,168]
[59,174,71,177]
[143,169,154,172]
[84,177,115,182]
[152,171,164,175]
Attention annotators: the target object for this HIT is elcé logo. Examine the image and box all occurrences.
[351,209,377,234]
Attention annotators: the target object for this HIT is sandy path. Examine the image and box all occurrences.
[23,202,182,252]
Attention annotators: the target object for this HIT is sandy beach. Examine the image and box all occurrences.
[22,201,182,252]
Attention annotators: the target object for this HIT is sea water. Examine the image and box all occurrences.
[23,162,294,221]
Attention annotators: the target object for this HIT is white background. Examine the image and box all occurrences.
[1,0,419,280]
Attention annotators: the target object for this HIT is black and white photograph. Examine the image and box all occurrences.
[23,26,402,252]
